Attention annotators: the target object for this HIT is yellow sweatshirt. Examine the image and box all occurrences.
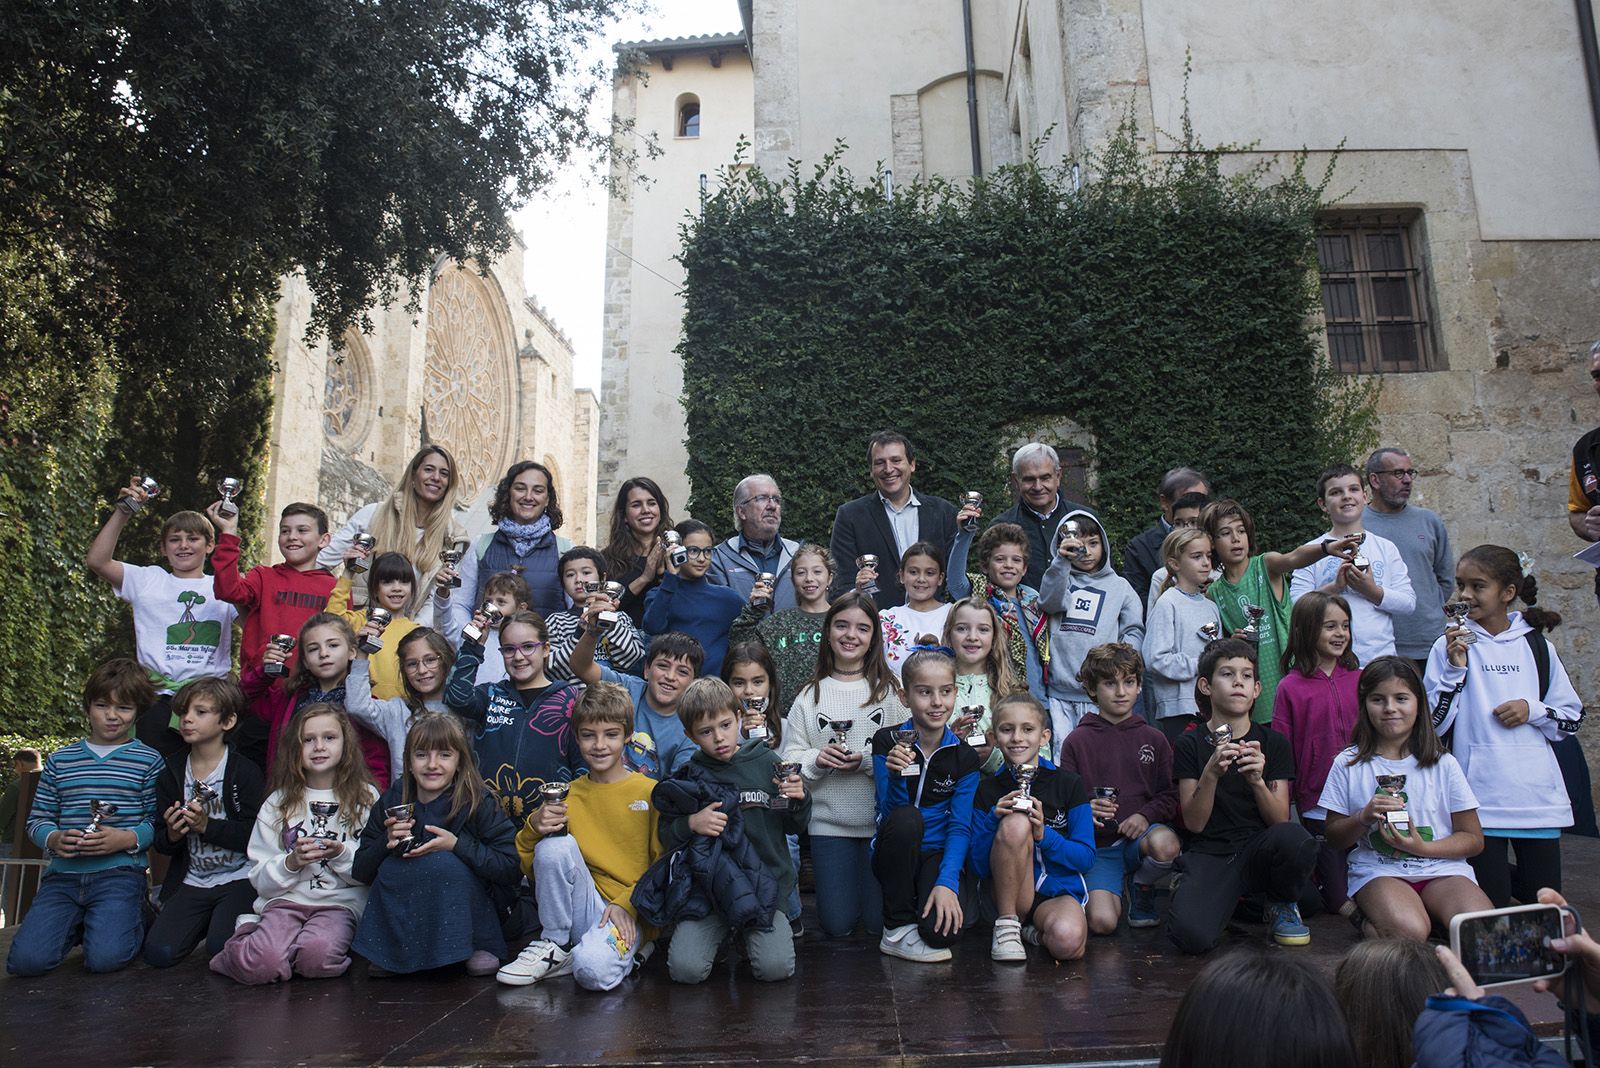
[331,573,420,700]
[514,771,662,928]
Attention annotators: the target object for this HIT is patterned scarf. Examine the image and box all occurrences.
[500,514,552,558]
[970,574,1051,682]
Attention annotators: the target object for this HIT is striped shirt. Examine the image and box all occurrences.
[28,739,164,873]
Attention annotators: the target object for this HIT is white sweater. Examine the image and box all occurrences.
[242,786,378,924]
[1289,531,1415,664]
[1425,612,1582,830]
[781,677,909,838]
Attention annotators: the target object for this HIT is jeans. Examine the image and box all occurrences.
[810,834,881,938]
[785,834,802,922]
[6,867,147,976]
[667,909,793,984]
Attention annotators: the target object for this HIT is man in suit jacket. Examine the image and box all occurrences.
[828,430,957,608]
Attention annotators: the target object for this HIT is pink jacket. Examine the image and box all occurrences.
[1271,664,1361,816]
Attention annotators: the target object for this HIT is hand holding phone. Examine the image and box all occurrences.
[1449,902,1574,990]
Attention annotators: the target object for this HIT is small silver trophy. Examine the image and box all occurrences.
[598,581,626,627]
[386,802,419,853]
[349,532,377,573]
[770,761,802,810]
[743,696,770,741]
[828,718,854,753]
[662,530,687,569]
[960,704,987,746]
[263,633,296,678]
[439,539,468,588]
[1350,531,1370,574]
[1092,785,1120,827]
[1059,520,1090,562]
[1445,601,1477,645]
[189,780,219,808]
[1376,773,1410,830]
[857,554,880,596]
[1198,620,1220,641]
[959,491,983,533]
[463,601,503,644]
[84,799,118,833]
[117,475,161,514]
[216,476,243,518]
[540,781,572,836]
[1207,567,1224,586]
[894,727,919,777]
[308,800,340,841]
[1011,762,1039,813]
[1208,722,1234,748]
[1238,602,1266,643]
[359,607,391,654]
[752,571,777,609]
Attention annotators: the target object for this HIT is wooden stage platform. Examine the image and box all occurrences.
[3,839,1596,1067]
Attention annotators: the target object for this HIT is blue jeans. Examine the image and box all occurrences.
[6,867,146,976]
[785,834,802,922]
[810,835,881,938]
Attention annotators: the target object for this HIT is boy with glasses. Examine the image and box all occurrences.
[1361,447,1455,673]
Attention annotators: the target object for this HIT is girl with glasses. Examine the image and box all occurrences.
[641,519,747,675]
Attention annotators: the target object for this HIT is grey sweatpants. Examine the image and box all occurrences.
[532,835,638,991]
[667,908,794,985]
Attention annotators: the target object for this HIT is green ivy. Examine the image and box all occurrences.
[677,117,1379,554]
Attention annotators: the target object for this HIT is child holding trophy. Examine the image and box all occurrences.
[730,542,835,703]
[5,660,163,977]
[943,597,1019,774]
[346,627,457,783]
[546,547,646,681]
[462,571,532,686]
[947,521,1050,700]
[1425,545,1583,907]
[209,703,377,985]
[87,478,237,759]
[970,692,1096,963]
[870,644,982,963]
[1320,658,1491,940]
[782,593,909,940]
[352,713,519,976]
[641,519,746,676]
[328,549,427,699]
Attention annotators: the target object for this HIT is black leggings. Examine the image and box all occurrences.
[1468,836,1562,908]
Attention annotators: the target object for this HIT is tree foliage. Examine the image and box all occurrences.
[677,118,1380,552]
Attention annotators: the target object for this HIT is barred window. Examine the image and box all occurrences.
[1316,213,1436,373]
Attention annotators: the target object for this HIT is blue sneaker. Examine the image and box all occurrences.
[1265,901,1311,946]
[1127,882,1160,928]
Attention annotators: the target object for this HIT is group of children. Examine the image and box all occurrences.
[3,462,1585,991]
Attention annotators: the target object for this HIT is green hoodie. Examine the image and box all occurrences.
[663,739,812,903]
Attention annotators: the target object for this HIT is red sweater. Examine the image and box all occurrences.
[211,532,336,671]
[1057,713,1177,846]
[1271,663,1361,816]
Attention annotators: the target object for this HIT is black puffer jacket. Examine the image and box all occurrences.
[632,763,779,931]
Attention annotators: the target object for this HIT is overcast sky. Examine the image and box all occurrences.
[512,1,744,390]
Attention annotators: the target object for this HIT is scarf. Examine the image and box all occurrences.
[500,514,552,558]
[970,574,1051,682]
[296,682,348,710]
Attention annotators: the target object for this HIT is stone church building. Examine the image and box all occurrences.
[602,1,1600,699]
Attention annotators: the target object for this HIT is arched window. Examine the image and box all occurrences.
[677,95,701,138]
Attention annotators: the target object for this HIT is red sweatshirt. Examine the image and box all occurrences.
[1057,713,1178,847]
[211,532,336,671]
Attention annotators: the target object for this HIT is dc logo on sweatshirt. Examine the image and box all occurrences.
[1060,586,1106,635]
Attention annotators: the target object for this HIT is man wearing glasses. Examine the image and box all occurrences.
[708,474,803,610]
[1361,447,1455,674]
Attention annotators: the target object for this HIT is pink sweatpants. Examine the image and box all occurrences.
[209,900,357,985]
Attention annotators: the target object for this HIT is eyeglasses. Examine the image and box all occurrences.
[401,655,442,672]
[1378,469,1417,480]
[743,493,783,507]
[498,641,547,658]
[683,546,713,559]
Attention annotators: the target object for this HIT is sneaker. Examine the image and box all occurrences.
[466,950,501,977]
[990,917,1026,962]
[1265,901,1311,946]
[1128,882,1161,928]
[879,923,952,963]
[1021,924,1042,947]
[496,940,573,986]
[790,916,804,938]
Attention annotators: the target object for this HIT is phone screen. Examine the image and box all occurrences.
[1454,905,1567,987]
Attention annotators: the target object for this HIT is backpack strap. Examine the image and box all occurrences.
[1523,629,1552,702]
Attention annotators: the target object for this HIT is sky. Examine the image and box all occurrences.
[512,1,744,390]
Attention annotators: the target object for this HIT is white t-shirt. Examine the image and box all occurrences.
[183,752,250,888]
[1317,747,1480,895]
[118,564,237,693]
[880,603,953,680]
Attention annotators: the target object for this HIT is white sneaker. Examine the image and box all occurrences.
[991,916,1027,962]
[879,923,952,963]
[496,940,572,986]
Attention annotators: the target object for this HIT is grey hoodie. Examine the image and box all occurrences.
[1038,511,1145,704]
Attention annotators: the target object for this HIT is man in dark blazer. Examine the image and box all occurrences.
[828,430,957,608]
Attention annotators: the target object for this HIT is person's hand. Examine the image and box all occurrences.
[688,802,727,838]
[1584,506,1600,542]
[1118,812,1150,841]
[262,640,290,670]
[343,544,371,569]
[741,708,767,734]
[356,617,384,653]
[1446,623,1472,668]
[1493,699,1531,728]
[183,799,210,836]
[1379,818,1428,856]
[642,539,667,581]
[1532,888,1600,1013]
[385,814,414,850]
[1203,740,1237,780]
[533,799,568,837]
[1027,796,1045,841]
[117,477,152,512]
[1360,791,1404,825]
[777,770,805,801]
[434,565,459,596]
[1436,945,1486,1001]
[163,802,192,839]
[885,740,914,774]
[1342,561,1380,602]
[923,884,963,938]
[662,539,682,577]
[815,743,850,770]
[957,501,982,529]
[995,789,1026,818]
[288,835,341,870]
[599,903,637,950]
[1234,741,1266,784]
[77,827,138,856]
[1322,533,1361,561]
[465,610,492,645]
[950,709,980,739]
[748,576,775,606]
[204,499,239,536]
[46,829,83,857]
[579,600,608,634]
[1089,795,1117,826]
[1057,533,1084,559]
[405,825,457,857]
[854,561,877,591]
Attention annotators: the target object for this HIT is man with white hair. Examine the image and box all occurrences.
[707,473,801,611]
[989,443,1095,591]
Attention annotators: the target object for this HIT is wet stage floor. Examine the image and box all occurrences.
[3,839,1595,1067]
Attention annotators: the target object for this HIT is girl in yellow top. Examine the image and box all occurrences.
[331,551,421,699]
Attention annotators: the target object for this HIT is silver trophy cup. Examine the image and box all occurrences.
[1377,773,1410,830]
[1444,601,1478,645]
[189,780,219,808]
[463,601,504,645]
[349,532,377,573]
[960,704,987,746]
[118,475,161,514]
[214,476,242,519]
[1238,602,1267,643]
[84,799,119,834]
[828,719,854,753]
[540,781,572,836]
[1092,785,1120,827]
[752,572,777,609]
[743,697,770,741]
[308,800,340,841]
[1059,519,1090,562]
[1208,722,1234,748]
[1350,530,1370,574]
[894,727,919,777]
[662,530,687,569]
[1198,620,1220,641]
[770,761,802,810]
[1011,763,1039,813]
[598,580,626,627]
[439,540,468,588]
[263,633,296,678]
[386,802,419,853]
[359,607,391,654]
[857,554,880,596]
[959,491,983,533]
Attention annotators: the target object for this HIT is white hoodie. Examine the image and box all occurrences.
[1425,612,1582,830]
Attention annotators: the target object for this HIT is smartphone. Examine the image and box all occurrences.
[1449,903,1573,989]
